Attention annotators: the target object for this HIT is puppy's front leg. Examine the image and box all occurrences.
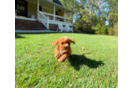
[58,54,68,62]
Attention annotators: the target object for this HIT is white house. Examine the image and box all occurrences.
[15,0,73,32]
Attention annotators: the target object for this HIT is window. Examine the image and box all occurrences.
[39,6,42,11]
[15,0,27,17]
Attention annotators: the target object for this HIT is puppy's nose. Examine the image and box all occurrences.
[65,46,68,49]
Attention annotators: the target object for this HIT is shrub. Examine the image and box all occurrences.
[107,23,118,36]
[92,23,108,35]
[73,21,117,36]
[113,23,118,36]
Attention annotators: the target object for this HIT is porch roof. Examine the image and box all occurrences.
[26,0,73,13]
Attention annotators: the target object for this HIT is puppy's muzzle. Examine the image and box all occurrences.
[65,46,68,49]
[65,44,69,50]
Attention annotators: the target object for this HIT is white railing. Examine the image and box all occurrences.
[38,11,49,29]
[39,11,72,23]
[38,11,73,30]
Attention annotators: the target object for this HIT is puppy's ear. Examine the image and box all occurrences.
[52,40,58,46]
[70,40,75,44]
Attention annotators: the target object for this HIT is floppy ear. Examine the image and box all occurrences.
[52,40,58,46]
[70,40,75,44]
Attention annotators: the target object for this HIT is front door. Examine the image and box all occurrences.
[15,0,27,17]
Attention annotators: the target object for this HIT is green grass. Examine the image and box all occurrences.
[15,33,118,88]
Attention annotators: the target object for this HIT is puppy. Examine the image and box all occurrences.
[52,36,75,62]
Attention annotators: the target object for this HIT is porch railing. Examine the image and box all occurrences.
[39,11,72,23]
[38,11,49,29]
[38,11,73,30]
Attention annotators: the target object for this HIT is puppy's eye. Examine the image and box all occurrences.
[62,43,64,45]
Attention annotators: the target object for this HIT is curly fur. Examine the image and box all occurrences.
[52,36,75,62]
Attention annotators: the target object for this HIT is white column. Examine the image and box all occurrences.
[47,17,49,29]
[37,0,39,21]
[53,5,55,21]
[72,12,73,29]
[64,11,66,22]
[72,12,73,23]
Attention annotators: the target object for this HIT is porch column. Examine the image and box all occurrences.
[47,17,49,29]
[64,11,66,22]
[37,0,39,21]
[53,5,55,21]
[72,12,73,29]
[72,12,73,23]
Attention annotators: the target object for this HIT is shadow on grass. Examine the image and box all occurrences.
[15,33,25,38]
[15,32,98,40]
[15,31,98,39]
[68,54,105,71]
[15,32,96,35]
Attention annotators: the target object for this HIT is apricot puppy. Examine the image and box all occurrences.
[52,36,75,62]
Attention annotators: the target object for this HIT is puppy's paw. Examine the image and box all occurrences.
[58,59,63,62]
[57,54,68,62]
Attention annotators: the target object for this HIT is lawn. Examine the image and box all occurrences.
[15,33,118,88]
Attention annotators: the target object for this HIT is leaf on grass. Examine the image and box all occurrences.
[69,84,72,86]
[16,69,18,72]
[85,54,89,56]
[56,69,59,71]
[82,47,85,50]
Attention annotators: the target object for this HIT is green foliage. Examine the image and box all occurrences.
[60,0,80,13]
[107,22,118,36]
[113,23,118,36]
[92,24,108,35]
[108,12,118,27]
[73,20,95,33]
[60,0,118,36]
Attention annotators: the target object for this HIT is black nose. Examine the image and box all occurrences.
[65,46,67,49]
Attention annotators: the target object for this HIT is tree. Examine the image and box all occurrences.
[60,0,118,35]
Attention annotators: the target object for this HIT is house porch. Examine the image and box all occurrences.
[15,0,73,31]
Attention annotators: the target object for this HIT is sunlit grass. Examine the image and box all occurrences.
[15,33,118,88]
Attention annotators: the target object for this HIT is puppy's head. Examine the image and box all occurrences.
[52,36,75,52]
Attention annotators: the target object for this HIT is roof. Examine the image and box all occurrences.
[47,0,73,13]
[25,0,73,13]
[53,0,63,6]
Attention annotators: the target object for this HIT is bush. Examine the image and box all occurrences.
[92,23,108,35]
[73,22,82,32]
[95,28,108,35]
[113,23,118,36]
[73,22,95,33]
[73,21,118,36]
[107,23,118,36]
